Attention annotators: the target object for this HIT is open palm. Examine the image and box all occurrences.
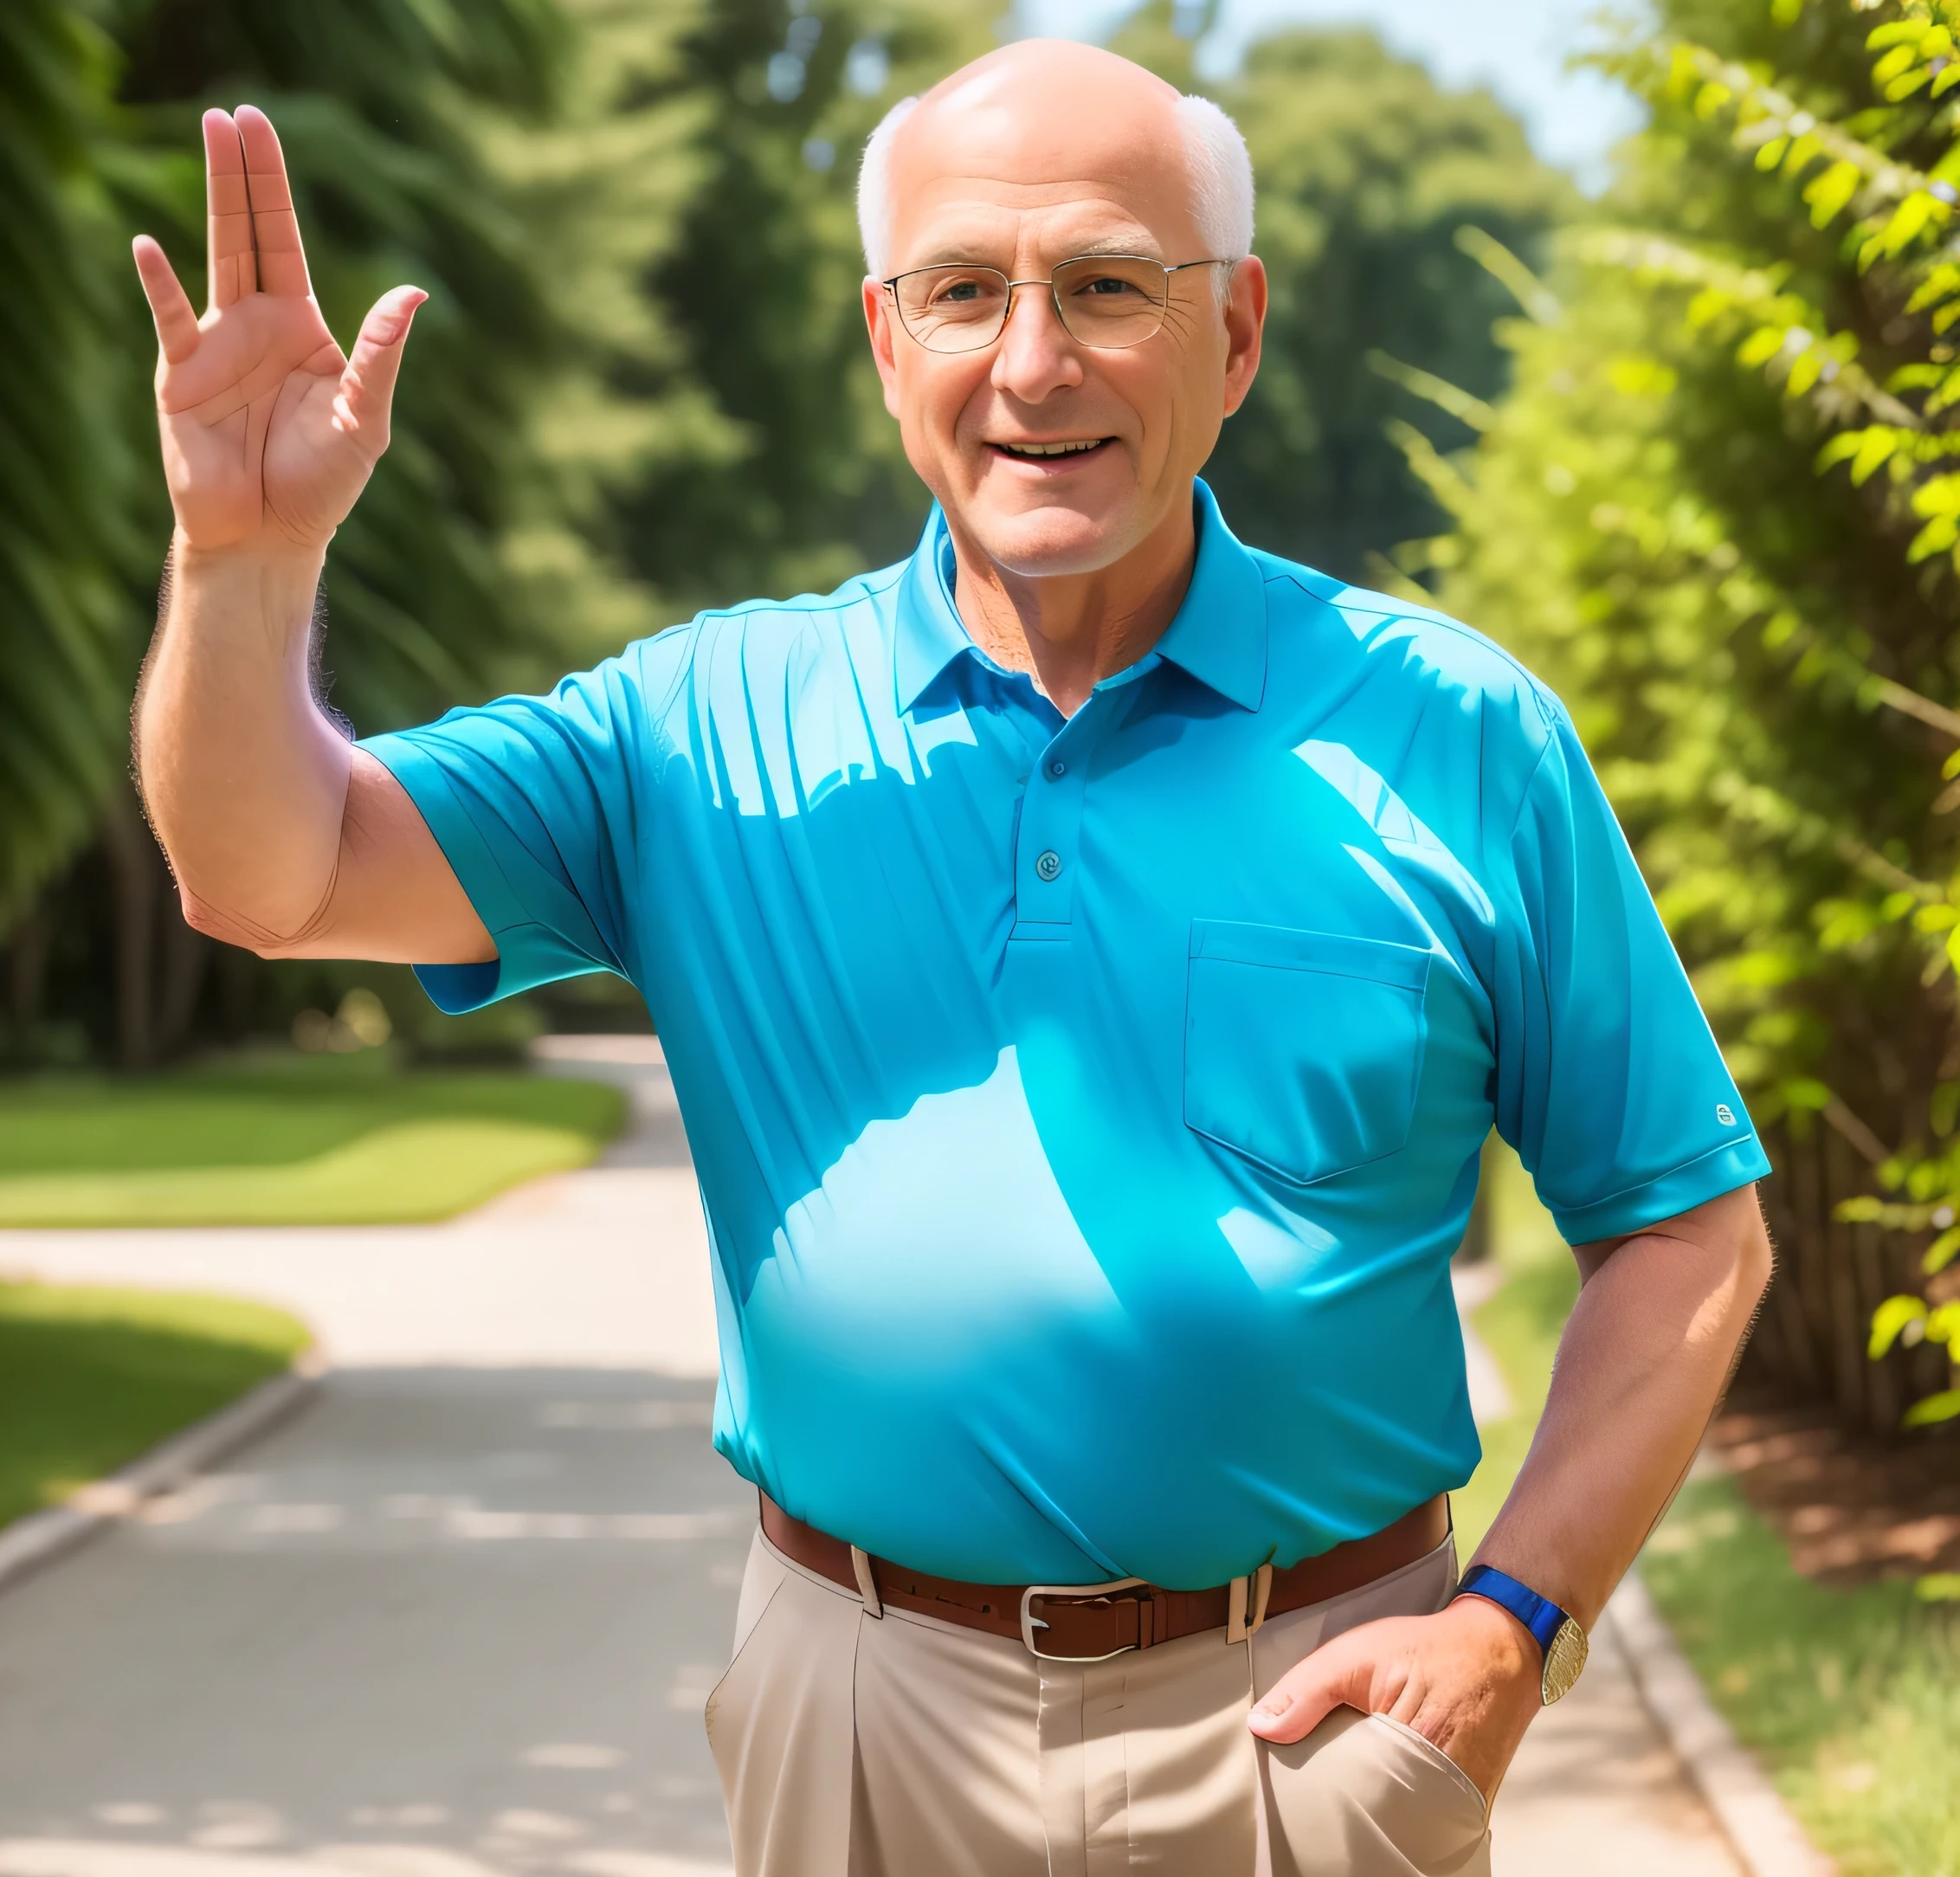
[134,106,425,554]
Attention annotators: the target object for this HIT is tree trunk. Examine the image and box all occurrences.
[99,785,160,1070]
[6,900,53,1030]
[155,897,210,1058]
[98,784,215,1069]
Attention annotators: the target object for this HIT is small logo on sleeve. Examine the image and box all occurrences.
[1715,1104,1737,1126]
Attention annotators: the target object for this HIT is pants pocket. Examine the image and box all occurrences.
[1263,1706,1490,1877]
[707,1548,863,1877]
[1365,1713,1489,1825]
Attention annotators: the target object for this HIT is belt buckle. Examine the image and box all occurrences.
[1019,1577,1151,1661]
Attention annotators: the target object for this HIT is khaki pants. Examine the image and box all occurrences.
[706,1528,1489,1877]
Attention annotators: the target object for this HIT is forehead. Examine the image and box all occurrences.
[893,181,1164,268]
[887,75,1202,269]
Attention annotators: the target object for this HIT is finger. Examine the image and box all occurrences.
[1248,1645,1367,1745]
[133,235,200,364]
[203,108,255,307]
[234,104,312,300]
[334,287,429,437]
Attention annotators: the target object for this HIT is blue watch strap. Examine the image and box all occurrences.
[1454,1564,1569,1661]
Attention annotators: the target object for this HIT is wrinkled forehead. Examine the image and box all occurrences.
[887,66,1202,272]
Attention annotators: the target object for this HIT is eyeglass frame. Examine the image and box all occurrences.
[880,255,1237,353]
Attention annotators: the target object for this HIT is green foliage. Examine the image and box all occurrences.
[1114,8,1573,584]
[619,0,991,608]
[108,0,663,729]
[0,0,700,960]
[1435,0,1960,1432]
[0,3,144,929]
[0,0,981,1060]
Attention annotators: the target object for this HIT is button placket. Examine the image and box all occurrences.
[1014,708,1098,928]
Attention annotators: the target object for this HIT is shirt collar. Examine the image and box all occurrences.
[1149,480,1267,713]
[893,505,975,713]
[892,477,1268,715]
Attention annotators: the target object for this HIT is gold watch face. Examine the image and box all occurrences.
[1541,1617,1588,1704]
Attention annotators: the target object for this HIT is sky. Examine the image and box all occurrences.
[1018,0,1650,190]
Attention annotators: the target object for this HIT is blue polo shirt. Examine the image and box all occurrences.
[362,481,1768,1590]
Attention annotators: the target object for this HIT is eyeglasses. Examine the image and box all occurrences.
[883,255,1233,354]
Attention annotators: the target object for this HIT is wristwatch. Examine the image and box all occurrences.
[1454,1564,1589,1704]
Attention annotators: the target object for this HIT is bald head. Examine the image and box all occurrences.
[857,42,1252,280]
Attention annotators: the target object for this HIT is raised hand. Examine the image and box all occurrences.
[132,105,425,555]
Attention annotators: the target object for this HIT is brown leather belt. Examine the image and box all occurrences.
[759,1493,1449,1661]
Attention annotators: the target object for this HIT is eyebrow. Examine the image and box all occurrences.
[900,233,1167,273]
[1069,235,1164,259]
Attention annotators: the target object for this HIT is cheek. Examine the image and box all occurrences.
[1149,348,1228,460]
[896,358,989,454]
[1103,364,1179,455]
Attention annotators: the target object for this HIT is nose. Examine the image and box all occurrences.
[990,279,1084,403]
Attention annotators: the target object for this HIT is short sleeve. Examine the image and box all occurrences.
[358,633,685,1014]
[1491,707,1770,1243]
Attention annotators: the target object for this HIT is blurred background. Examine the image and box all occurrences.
[1,0,1957,1872]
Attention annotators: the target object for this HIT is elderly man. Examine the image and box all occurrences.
[132,39,1770,1877]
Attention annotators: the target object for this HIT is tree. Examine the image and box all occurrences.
[0,3,144,933]
[1114,3,1572,583]
[110,0,654,730]
[1433,0,1960,1431]
[618,0,993,612]
[3,0,709,1064]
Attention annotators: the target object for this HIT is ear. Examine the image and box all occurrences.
[863,276,903,419]
[1219,256,1267,421]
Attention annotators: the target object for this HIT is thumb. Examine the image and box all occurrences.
[1248,1640,1367,1745]
[333,286,428,441]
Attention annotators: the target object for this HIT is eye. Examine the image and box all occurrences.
[920,272,1003,313]
[1075,273,1146,300]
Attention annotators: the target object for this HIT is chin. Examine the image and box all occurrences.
[961,489,1141,579]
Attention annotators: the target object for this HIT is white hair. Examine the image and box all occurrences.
[857,95,920,281]
[855,89,1254,281]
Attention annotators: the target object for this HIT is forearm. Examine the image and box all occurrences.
[1470,1190,1771,1628]
[135,533,351,946]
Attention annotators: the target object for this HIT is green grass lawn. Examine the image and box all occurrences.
[1452,1144,1576,1552]
[1451,1255,1577,1552]
[0,1052,625,1225]
[1644,1479,1960,1875]
[0,1280,310,1527]
[1460,1143,1960,1877]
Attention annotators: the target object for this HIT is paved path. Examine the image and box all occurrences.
[0,1037,1743,1876]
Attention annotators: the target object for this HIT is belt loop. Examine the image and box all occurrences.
[1227,1562,1274,1643]
[850,1545,883,1618]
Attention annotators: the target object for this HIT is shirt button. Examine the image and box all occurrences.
[1035,849,1063,882]
[1048,759,1067,778]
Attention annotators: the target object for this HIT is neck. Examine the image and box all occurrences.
[946,493,1197,716]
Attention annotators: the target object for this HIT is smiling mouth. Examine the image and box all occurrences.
[989,438,1113,461]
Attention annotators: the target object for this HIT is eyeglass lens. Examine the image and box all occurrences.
[893,257,1174,353]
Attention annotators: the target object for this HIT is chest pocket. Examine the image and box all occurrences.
[1184,920,1430,1186]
